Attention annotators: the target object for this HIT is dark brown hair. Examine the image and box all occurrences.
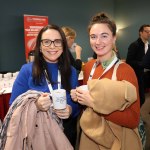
[88,12,116,36]
[32,24,72,91]
[139,24,150,32]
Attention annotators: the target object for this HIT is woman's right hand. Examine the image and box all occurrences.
[35,93,52,111]
[70,89,78,102]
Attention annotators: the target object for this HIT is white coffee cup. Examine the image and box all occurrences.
[78,85,88,91]
[4,72,12,78]
[52,89,67,110]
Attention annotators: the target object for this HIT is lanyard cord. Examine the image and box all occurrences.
[44,69,63,126]
[44,69,61,94]
[88,56,118,80]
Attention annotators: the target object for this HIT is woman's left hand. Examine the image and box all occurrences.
[53,104,72,119]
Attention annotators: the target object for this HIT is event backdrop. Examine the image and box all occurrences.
[24,15,48,61]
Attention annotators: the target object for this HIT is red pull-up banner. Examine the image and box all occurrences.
[24,14,48,62]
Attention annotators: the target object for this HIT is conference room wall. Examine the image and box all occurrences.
[0,0,114,72]
[0,0,149,72]
[114,0,150,59]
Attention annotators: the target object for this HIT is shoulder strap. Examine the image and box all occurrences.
[111,60,123,81]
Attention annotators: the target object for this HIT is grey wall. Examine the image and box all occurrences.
[114,0,150,59]
[0,0,114,72]
[0,0,149,72]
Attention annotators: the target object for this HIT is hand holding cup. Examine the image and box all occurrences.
[35,93,52,111]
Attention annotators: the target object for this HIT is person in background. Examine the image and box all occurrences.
[62,26,82,75]
[9,24,80,148]
[142,39,150,93]
[126,24,150,107]
[142,47,150,69]
[142,43,150,91]
[71,12,142,150]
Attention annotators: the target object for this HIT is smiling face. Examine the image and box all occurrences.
[40,29,63,63]
[89,23,116,61]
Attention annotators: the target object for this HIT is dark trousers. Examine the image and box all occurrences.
[138,78,145,107]
[144,71,150,89]
[137,71,150,107]
[63,117,78,149]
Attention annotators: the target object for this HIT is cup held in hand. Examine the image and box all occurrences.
[78,85,88,91]
[52,89,67,109]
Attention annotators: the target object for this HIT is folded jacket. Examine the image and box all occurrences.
[87,78,137,114]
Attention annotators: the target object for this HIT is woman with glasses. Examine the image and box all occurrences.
[9,24,80,148]
[71,12,142,150]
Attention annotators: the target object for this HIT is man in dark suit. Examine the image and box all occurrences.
[126,24,150,107]
[142,46,150,69]
[142,46,150,93]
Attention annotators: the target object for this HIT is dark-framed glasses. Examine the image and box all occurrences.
[41,39,62,47]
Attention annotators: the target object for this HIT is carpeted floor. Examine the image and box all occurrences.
[141,92,150,150]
